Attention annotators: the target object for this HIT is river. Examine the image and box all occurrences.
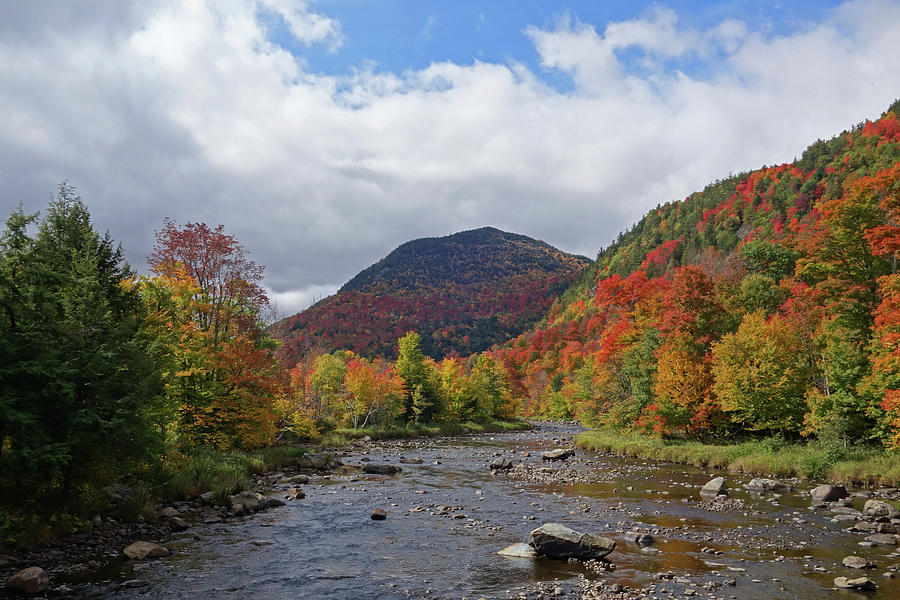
[74,423,900,599]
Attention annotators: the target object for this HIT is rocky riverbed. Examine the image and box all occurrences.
[3,423,900,599]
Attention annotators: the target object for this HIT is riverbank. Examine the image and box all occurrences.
[575,429,900,486]
[0,420,529,550]
[319,418,532,445]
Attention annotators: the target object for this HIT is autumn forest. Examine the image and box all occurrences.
[2,100,900,545]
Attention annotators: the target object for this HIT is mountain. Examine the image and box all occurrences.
[276,227,591,359]
[488,100,900,444]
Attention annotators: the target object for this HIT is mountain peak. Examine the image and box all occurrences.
[278,227,590,358]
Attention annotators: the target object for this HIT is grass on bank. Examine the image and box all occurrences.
[575,429,900,486]
[160,445,314,504]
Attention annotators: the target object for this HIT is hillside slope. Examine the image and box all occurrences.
[489,100,900,446]
[277,227,590,359]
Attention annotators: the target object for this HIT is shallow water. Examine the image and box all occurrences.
[83,424,900,599]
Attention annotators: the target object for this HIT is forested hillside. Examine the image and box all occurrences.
[489,100,900,447]
[276,227,590,359]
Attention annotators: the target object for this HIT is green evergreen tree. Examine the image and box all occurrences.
[0,185,160,509]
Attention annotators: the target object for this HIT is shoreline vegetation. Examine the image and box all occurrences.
[575,429,900,487]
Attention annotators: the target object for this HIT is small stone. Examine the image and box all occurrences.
[843,556,875,569]
[284,487,305,500]
[744,478,787,493]
[250,539,275,546]
[700,477,728,498]
[810,484,848,503]
[864,499,900,519]
[371,508,387,520]
[123,541,170,560]
[866,533,898,546]
[159,507,179,518]
[541,448,575,461]
[490,457,513,471]
[834,576,876,590]
[168,517,189,532]
[362,464,402,475]
[5,567,49,595]
[632,532,655,545]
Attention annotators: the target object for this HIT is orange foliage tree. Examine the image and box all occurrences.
[144,221,278,449]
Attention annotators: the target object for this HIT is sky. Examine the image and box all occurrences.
[1,0,899,317]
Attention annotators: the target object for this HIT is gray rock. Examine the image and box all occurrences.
[834,576,876,590]
[744,478,787,493]
[5,567,49,595]
[843,556,875,569]
[490,457,514,471]
[284,487,305,500]
[250,539,275,546]
[120,580,149,589]
[700,477,728,498]
[865,533,898,546]
[168,517,189,532]
[199,491,216,505]
[159,507,179,518]
[362,463,402,475]
[289,474,310,484]
[811,484,848,503]
[399,457,424,464]
[864,499,900,519]
[371,508,387,520]
[228,491,264,513]
[265,497,286,508]
[541,448,575,462]
[123,541,170,560]
[104,483,134,503]
[831,506,863,515]
[529,523,616,560]
[498,543,537,558]
[632,532,655,545]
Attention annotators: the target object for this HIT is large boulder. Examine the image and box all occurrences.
[123,541,170,560]
[863,499,900,519]
[529,523,615,560]
[810,484,848,503]
[362,464,402,475]
[5,567,49,595]
[700,477,728,499]
[744,478,787,493]
[541,449,575,462]
[229,491,265,514]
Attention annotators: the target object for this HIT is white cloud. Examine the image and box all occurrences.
[1,0,899,316]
